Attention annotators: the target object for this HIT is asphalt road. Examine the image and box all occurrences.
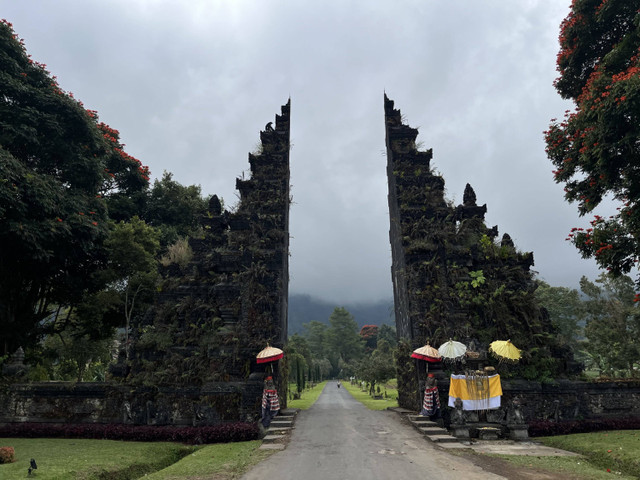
[241,382,507,480]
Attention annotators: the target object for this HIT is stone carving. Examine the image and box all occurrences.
[2,347,27,377]
[451,397,466,425]
[507,399,526,425]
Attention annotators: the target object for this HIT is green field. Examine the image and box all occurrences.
[0,438,269,480]
[341,379,399,410]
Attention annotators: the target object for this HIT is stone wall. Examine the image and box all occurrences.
[421,377,640,425]
[0,380,263,425]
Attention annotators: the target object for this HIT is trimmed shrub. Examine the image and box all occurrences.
[0,422,259,444]
[529,416,640,437]
[0,446,15,464]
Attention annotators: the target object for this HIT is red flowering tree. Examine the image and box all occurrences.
[0,20,150,355]
[359,324,378,352]
[545,1,640,287]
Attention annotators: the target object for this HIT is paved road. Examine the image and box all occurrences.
[241,382,507,480]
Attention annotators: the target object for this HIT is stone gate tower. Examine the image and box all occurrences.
[384,95,563,410]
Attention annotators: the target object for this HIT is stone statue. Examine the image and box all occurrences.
[507,399,525,425]
[451,397,466,425]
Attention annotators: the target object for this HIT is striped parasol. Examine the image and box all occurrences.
[256,345,284,364]
[411,344,441,362]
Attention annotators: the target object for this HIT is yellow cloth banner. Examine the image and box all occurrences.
[448,374,502,400]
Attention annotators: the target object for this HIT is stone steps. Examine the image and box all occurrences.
[406,413,457,443]
[259,409,298,450]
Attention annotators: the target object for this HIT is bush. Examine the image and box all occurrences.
[529,416,640,437]
[0,422,259,444]
[0,446,15,464]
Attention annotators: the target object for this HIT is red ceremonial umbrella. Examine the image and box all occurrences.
[256,345,284,364]
[411,344,441,363]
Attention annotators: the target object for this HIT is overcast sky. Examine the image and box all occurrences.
[2,0,612,303]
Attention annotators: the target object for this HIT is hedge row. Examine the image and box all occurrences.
[529,416,640,437]
[0,422,259,444]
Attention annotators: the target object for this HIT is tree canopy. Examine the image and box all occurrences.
[545,1,640,285]
[580,273,640,376]
[0,19,150,355]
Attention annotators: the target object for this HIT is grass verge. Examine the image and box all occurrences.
[539,430,640,477]
[342,380,399,410]
[287,381,327,409]
[491,453,638,479]
[493,430,640,479]
[0,437,192,479]
[144,440,273,479]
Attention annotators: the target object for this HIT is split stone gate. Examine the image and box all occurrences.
[2,97,640,426]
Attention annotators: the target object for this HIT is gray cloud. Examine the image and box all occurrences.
[1,0,607,302]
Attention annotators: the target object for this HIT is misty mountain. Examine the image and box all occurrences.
[287,293,395,335]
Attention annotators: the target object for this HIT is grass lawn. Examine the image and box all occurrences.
[0,437,192,479]
[144,440,273,479]
[493,430,640,479]
[287,380,327,409]
[342,379,399,410]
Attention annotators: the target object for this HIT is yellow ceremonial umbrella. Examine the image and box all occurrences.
[489,339,521,362]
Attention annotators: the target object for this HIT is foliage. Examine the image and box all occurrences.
[359,324,378,352]
[579,273,640,376]
[159,237,193,269]
[545,1,640,287]
[0,421,259,444]
[143,171,209,246]
[0,446,15,464]
[356,339,396,395]
[27,325,113,382]
[535,280,585,353]
[377,323,397,348]
[303,321,329,359]
[0,20,149,355]
[326,307,364,366]
[393,339,418,410]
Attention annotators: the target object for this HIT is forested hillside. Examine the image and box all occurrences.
[288,294,394,335]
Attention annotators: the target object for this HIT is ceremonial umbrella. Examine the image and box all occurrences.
[437,340,467,360]
[489,340,521,362]
[256,345,284,364]
[411,344,441,363]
